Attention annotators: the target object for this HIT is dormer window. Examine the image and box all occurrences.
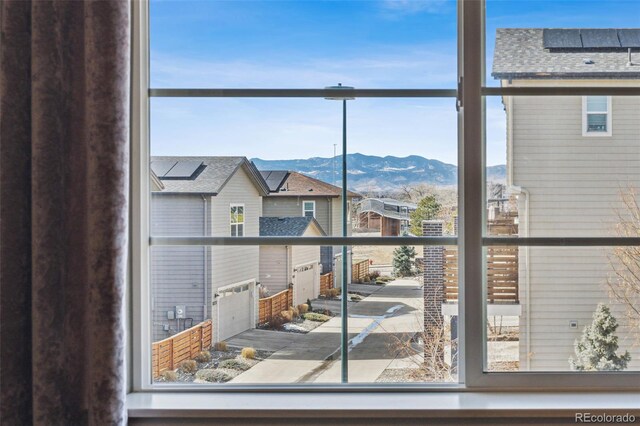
[583,96,612,136]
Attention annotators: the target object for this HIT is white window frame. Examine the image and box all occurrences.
[230,203,245,237]
[302,200,315,218]
[582,96,612,136]
[131,0,640,395]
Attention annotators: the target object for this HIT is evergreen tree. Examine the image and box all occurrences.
[393,245,416,277]
[409,195,442,236]
[569,303,631,371]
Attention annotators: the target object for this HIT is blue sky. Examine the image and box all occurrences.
[150,0,640,166]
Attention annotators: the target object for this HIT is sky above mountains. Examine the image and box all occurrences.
[150,0,640,165]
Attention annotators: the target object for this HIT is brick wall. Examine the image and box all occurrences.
[423,220,445,365]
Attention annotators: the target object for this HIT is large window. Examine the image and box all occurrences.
[132,0,640,391]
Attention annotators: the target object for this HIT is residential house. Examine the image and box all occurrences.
[492,28,640,370]
[356,197,417,236]
[150,156,269,342]
[259,170,360,284]
[259,217,325,305]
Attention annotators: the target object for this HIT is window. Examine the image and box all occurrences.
[230,204,244,237]
[583,96,612,136]
[302,200,315,218]
[132,0,640,393]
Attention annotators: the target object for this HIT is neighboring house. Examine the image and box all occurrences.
[150,156,269,342]
[492,28,640,371]
[259,170,360,280]
[356,198,417,236]
[259,217,325,305]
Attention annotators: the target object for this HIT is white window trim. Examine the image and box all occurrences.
[130,0,640,397]
[230,203,245,237]
[302,200,316,218]
[582,96,612,137]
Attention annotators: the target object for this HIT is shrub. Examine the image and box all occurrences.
[306,298,313,311]
[327,288,339,298]
[298,304,309,314]
[241,347,256,359]
[393,245,416,277]
[212,341,228,352]
[270,312,291,328]
[280,310,293,322]
[368,270,381,281]
[219,359,251,371]
[312,308,332,316]
[194,351,212,363]
[303,312,331,322]
[196,369,232,383]
[289,306,300,318]
[178,360,197,374]
[160,370,177,382]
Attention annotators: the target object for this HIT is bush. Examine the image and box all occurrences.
[178,360,198,374]
[368,270,381,281]
[312,308,332,316]
[160,370,177,382]
[196,369,231,383]
[289,306,300,318]
[327,288,339,298]
[306,298,313,311]
[219,359,251,371]
[241,347,256,359]
[194,351,212,363]
[298,304,309,314]
[393,245,416,277]
[212,341,228,352]
[280,310,293,322]
[303,312,331,322]
[270,312,291,328]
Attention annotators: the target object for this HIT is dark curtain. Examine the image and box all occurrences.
[1,1,130,424]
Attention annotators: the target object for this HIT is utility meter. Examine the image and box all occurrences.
[175,305,186,319]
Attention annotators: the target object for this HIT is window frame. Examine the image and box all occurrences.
[302,200,316,218]
[131,0,640,393]
[230,203,245,237]
[582,95,612,136]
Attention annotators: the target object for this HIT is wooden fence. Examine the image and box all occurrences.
[152,319,212,378]
[320,272,333,293]
[352,259,370,283]
[443,247,519,304]
[258,288,293,325]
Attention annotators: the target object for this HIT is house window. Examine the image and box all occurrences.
[230,204,244,237]
[583,96,612,136]
[133,0,640,394]
[302,200,315,218]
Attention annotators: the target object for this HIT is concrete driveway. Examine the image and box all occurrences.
[230,279,423,384]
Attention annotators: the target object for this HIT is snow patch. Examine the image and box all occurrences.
[380,166,416,172]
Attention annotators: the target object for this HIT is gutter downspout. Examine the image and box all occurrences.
[506,92,532,371]
[202,195,208,321]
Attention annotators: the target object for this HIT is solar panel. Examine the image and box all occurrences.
[580,29,621,48]
[163,160,204,178]
[150,160,177,177]
[543,29,582,49]
[618,29,640,48]
[265,171,288,192]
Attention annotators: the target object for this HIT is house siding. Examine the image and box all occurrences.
[150,194,211,342]
[508,80,640,371]
[259,246,289,294]
[262,196,332,234]
[210,167,262,341]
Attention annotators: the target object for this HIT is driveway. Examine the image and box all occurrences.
[230,279,423,384]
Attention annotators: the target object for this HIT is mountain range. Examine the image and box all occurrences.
[252,153,505,192]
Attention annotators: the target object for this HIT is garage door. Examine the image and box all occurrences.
[294,263,317,306]
[218,283,253,341]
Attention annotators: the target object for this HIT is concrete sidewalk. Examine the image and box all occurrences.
[230,279,423,384]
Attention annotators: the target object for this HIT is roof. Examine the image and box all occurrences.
[150,156,269,195]
[259,216,325,237]
[262,170,360,198]
[376,198,418,209]
[492,28,640,80]
[259,170,289,192]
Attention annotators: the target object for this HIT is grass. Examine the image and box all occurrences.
[178,360,197,374]
[297,303,309,314]
[195,369,232,383]
[219,359,252,371]
[160,370,177,381]
[303,312,331,322]
[241,347,256,359]
[212,341,228,352]
[194,350,212,363]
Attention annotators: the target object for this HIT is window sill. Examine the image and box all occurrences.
[127,391,640,420]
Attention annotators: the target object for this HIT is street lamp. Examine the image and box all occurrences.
[325,83,354,383]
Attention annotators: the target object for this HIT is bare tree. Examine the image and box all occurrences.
[607,185,640,340]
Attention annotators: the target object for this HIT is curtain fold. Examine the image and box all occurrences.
[1,1,130,424]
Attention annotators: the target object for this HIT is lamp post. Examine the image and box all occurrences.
[325,83,354,383]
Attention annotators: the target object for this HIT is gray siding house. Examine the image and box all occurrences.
[150,156,269,342]
[493,28,640,371]
[259,170,360,278]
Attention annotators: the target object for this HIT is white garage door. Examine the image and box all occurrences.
[218,283,253,341]
[293,263,317,306]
